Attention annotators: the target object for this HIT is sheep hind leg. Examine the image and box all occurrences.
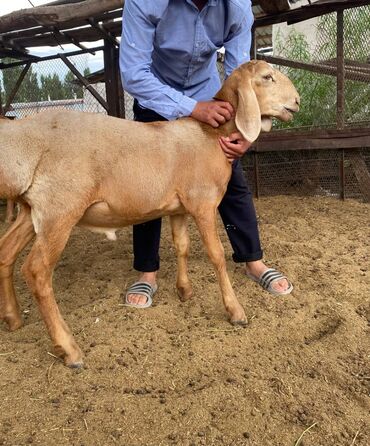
[170,214,193,301]
[22,217,83,368]
[0,204,35,331]
[193,207,247,325]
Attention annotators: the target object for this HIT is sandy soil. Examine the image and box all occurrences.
[0,196,369,446]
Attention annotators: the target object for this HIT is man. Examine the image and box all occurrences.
[119,0,293,307]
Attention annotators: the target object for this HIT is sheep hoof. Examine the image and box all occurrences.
[67,361,84,369]
[177,286,193,302]
[230,319,248,327]
[64,354,84,369]
[3,314,23,332]
[54,344,84,368]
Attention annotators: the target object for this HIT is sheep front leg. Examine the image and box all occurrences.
[193,208,247,325]
[0,204,34,331]
[22,222,83,368]
[170,214,193,301]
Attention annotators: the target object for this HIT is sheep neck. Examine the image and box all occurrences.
[213,85,239,137]
[216,116,238,137]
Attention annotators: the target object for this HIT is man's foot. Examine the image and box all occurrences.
[245,260,293,295]
[125,272,157,307]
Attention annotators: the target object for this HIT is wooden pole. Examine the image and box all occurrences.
[50,26,96,54]
[88,18,120,47]
[103,39,120,117]
[347,150,370,202]
[44,0,87,6]
[3,62,31,115]
[0,0,124,34]
[257,54,370,83]
[250,25,256,60]
[0,46,104,70]
[60,53,109,111]
[336,9,345,130]
[339,149,345,200]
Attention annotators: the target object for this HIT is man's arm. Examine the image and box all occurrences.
[220,1,254,160]
[120,0,233,125]
[224,2,254,77]
[120,0,196,120]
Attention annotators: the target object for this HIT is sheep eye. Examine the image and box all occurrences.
[263,74,274,81]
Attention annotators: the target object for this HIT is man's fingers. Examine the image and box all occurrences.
[209,118,220,128]
[216,105,233,121]
[219,139,238,159]
[214,112,227,124]
[217,101,234,115]
[219,138,246,157]
[191,101,234,126]
[210,105,232,123]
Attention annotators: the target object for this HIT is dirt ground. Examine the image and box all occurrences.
[0,196,369,446]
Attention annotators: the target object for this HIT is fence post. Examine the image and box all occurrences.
[250,25,256,60]
[336,9,345,130]
[339,148,345,200]
[103,39,121,117]
[3,62,31,115]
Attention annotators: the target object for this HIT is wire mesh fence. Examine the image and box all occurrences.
[272,5,370,130]
[0,51,137,120]
[242,148,370,200]
[0,5,369,202]
[247,5,370,202]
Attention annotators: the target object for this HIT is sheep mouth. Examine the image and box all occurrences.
[285,106,298,113]
[283,105,299,118]
[277,106,296,121]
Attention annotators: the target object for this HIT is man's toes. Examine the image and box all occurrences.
[273,279,289,292]
[127,294,147,305]
[127,294,138,304]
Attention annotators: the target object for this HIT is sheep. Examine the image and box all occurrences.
[0,117,15,224]
[0,60,299,368]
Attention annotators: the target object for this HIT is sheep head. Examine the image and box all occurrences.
[214,60,300,143]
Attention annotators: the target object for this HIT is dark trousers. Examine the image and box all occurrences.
[132,100,263,272]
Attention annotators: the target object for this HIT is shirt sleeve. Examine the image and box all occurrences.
[223,2,254,77]
[119,0,197,120]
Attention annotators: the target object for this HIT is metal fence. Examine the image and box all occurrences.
[243,148,370,200]
[1,6,369,202]
[249,5,370,201]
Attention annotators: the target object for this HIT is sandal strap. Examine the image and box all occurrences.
[128,282,154,294]
[125,281,157,308]
[259,268,287,290]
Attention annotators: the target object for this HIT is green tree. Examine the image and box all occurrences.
[63,67,90,99]
[40,73,66,101]
[1,59,41,103]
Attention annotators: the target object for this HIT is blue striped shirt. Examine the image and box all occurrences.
[119,0,254,120]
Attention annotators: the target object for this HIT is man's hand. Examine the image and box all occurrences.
[191,100,233,128]
[219,132,252,162]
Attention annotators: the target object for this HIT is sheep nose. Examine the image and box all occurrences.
[295,96,300,106]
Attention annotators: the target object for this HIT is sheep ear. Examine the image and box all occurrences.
[235,80,261,143]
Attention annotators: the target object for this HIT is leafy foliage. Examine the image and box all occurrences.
[1,62,41,103]
[1,61,92,104]
[274,6,370,129]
